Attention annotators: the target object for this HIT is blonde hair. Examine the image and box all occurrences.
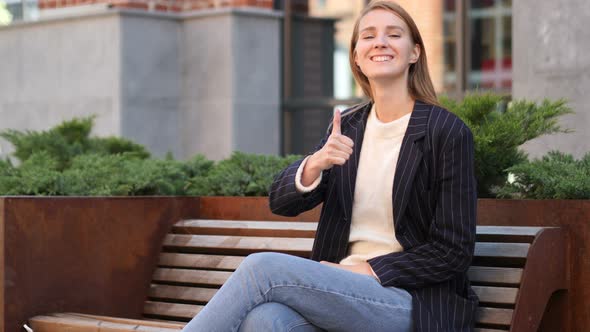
[349,0,439,106]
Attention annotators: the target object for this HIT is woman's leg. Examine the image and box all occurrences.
[238,302,324,332]
[181,252,412,332]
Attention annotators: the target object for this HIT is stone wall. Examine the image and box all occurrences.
[0,7,284,160]
[513,0,590,158]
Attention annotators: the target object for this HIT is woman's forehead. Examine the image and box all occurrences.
[358,9,408,31]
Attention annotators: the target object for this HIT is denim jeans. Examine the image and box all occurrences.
[181,252,413,332]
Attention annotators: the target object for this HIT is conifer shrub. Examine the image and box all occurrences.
[441,94,572,197]
[497,151,590,199]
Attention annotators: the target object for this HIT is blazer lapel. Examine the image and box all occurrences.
[335,102,371,222]
[392,101,431,227]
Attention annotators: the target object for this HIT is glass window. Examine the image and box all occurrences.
[443,3,457,92]
[443,0,512,93]
[4,0,38,22]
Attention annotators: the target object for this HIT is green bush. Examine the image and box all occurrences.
[187,152,302,196]
[497,151,590,199]
[0,97,576,198]
[441,94,572,197]
[0,118,301,196]
[0,152,62,195]
[0,116,150,170]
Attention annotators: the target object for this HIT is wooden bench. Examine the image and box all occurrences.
[29,220,567,332]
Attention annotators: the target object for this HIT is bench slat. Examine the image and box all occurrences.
[163,234,314,255]
[476,226,546,243]
[159,253,244,270]
[157,255,523,287]
[476,307,513,326]
[56,313,185,329]
[144,301,203,320]
[29,314,184,331]
[476,226,544,236]
[149,284,217,303]
[165,235,530,259]
[468,266,523,285]
[474,242,530,258]
[148,284,518,309]
[153,268,230,286]
[173,220,317,238]
[472,286,518,305]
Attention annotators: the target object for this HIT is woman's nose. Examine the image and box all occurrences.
[373,35,387,48]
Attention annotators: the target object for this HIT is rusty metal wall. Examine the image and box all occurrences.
[0,197,200,332]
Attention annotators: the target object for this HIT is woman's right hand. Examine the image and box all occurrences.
[301,110,354,186]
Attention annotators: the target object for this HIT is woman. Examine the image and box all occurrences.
[182,1,477,331]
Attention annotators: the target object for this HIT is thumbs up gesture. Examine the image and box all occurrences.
[308,109,355,171]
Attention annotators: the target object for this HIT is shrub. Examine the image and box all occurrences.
[0,96,575,198]
[0,152,62,195]
[441,94,572,197]
[497,151,590,199]
[0,115,301,196]
[188,152,302,196]
[0,116,149,170]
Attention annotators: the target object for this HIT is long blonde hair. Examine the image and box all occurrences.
[349,1,439,106]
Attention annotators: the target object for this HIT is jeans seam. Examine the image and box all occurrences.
[287,320,314,332]
[233,293,268,332]
[264,283,412,311]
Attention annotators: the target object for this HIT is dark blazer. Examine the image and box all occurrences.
[269,100,478,331]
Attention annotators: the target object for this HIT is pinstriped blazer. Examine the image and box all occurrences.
[269,100,478,332]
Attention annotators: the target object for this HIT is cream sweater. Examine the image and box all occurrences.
[296,105,410,267]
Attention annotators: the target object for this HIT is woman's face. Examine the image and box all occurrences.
[354,9,420,83]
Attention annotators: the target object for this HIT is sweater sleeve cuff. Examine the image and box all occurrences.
[295,156,322,193]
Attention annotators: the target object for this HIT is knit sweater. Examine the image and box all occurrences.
[296,105,410,267]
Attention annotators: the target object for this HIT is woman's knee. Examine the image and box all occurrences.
[238,302,320,332]
[240,252,292,272]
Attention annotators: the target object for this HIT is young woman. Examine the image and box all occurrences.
[182,1,478,331]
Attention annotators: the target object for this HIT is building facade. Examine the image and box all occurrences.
[1,0,589,158]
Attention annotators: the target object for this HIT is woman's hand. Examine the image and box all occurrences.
[301,110,354,186]
[319,261,376,277]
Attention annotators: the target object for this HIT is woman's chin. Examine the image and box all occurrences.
[365,71,406,83]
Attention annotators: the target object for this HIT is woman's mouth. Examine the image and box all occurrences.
[370,55,394,62]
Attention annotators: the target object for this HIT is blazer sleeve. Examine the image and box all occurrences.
[367,124,477,289]
[269,133,332,217]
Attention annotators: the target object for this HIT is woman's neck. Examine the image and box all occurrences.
[370,79,415,123]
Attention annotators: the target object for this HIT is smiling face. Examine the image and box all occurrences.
[353,9,420,84]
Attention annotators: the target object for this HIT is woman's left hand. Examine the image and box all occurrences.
[319,261,376,277]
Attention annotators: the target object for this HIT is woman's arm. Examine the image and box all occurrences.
[269,110,354,216]
[367,124,477,288]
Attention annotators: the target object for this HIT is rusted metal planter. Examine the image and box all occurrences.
[0,196,587,332]
[0,196,201,332]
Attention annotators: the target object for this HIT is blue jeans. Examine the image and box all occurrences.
[181,252,413,332]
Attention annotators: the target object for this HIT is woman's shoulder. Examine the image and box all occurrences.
[421,101,473,148]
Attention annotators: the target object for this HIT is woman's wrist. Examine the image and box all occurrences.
[301,153,323,186]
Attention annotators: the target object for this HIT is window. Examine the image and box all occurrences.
[3,0,38,22]
[443,0,512,94]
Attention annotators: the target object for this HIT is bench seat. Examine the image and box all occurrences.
[29,220,567,332]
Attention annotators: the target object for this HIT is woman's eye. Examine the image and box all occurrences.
[389,35,400,38]
[362,36,374,40]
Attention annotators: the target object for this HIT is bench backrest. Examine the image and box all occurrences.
[143,220,566,332]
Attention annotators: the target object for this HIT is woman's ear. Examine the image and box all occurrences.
[410,44,421,64]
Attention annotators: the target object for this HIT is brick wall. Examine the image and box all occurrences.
[38,0,308,13]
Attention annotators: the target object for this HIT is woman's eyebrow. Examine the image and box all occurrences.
[360,25,405,33]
